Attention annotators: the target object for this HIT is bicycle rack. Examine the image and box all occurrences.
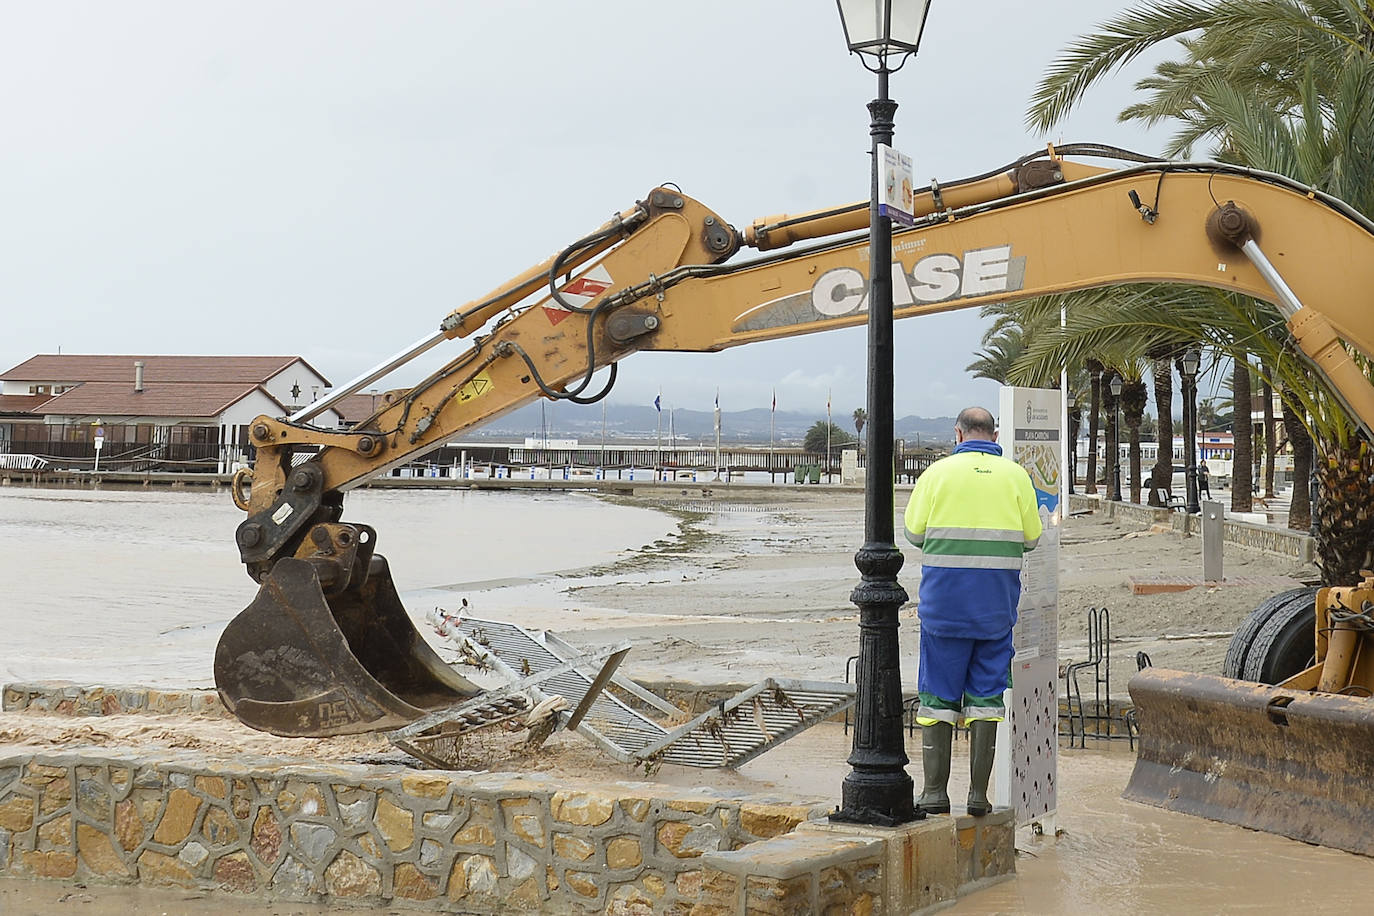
[1062,607,1119,748]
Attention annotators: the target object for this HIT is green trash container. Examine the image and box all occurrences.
[808,466,822,484]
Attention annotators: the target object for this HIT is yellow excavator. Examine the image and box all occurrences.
[215,144,1374,852]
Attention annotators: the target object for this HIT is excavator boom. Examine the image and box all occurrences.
[214,145,1374,859]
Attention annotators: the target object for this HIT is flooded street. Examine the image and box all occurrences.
[0,485,676,687]
[5,483,1374,913]
[947,741,1374,913]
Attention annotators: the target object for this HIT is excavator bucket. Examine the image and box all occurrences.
[1124,667,1374,856]
[215,554,480,737]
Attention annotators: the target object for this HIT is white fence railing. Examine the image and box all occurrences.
[0,454,49,470]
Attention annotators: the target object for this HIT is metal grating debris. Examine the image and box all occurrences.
[387,641,628,768]
[427,615,855,769]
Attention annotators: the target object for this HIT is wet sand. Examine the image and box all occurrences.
[461,492,1318,700]
[6,484,1371,913]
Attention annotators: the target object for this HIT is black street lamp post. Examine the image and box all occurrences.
[1182,347,1202,514]
[830,0,931,827]
[1109,374,1124,502]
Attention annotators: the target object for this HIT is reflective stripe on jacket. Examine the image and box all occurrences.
[904,441,1043,639]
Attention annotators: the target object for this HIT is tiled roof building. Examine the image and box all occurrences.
[0,354,339,472]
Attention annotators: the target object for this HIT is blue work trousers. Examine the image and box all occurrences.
[915,630,1013,724]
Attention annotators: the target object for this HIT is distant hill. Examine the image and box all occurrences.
[465,401,957,446]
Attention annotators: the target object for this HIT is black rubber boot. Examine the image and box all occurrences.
[966,719,997,817]
[917,721,953,814]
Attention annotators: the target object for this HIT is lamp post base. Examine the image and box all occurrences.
[832,768,918,827]
[833,544,919,826]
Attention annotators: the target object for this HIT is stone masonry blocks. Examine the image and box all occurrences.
[0,745,857,913]
[0,683,1015,913]
[3,683,227,719]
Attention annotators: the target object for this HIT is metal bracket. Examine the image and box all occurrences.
[236,460,327,568]
[605,308,661,344]
[248,417,385,459]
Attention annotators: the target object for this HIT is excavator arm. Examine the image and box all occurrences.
[217,147,1374,738]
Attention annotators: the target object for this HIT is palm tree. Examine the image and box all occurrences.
[965,328,1027,384]
[1007,287,1202,503]
[1026,3,1374,584]
[1103,375,1122,494]
[1120,368,1150,504]
[1197,397,1226,433]
[1027,2,1374,140]
[852,408,867,458]
[965,304,1061,385]
[1282,394,1313,530]
[1148,345,1178,505]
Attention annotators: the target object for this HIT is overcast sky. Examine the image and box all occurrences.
[3,1,1176,420]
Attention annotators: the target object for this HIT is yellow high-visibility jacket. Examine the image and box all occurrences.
[904,440,1043,639]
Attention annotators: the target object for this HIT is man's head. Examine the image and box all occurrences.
[954,406,997,444]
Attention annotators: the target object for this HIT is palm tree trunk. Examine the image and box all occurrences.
[1105,389,1120,497]
[1231,354,1253,513]
[1086,361,1102,494]
[1148,351,1174,506]
[1281,395,1311,531]
[1313,438,1374,585]
[1124,379,1148,504]
[1262,377,1276,498]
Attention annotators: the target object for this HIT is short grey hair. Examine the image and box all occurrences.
[955,406,996,439]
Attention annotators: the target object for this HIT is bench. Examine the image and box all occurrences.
[1153,487,1186,510]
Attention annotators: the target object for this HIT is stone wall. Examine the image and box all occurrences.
[1069,494,1173,528]
[692,812,1015,915]
[0,745,1016,913]
[1199,515,1314,562]
[3,683,226,719]
[0,746,835,913]
[1068,494,1314,562]
[1,683,1018,913]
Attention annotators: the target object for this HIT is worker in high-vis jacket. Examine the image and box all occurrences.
[904,406,1043,816]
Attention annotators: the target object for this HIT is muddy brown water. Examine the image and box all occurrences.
[0,485,677,688]
[4,486,1374,912]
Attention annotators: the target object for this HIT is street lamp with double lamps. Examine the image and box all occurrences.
[1181,346,1202,514]
[830,0,932,828]
[1109,374,1124,502]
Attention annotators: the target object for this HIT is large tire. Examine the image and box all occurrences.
[1239,588,1319,684]
[1222,586,1318,679]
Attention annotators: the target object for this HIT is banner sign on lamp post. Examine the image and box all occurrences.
[877,143,915,227]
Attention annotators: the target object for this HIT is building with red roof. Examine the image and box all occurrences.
[0,355,341,472]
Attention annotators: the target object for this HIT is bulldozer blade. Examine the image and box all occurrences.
[215,555,480,737]
[1125,667,1374,856]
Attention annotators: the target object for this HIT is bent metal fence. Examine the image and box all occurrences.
[0,454,48,470]
[2,440,226,472]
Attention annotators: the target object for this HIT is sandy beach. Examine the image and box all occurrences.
[6,483,1369,913]
[440,487,1318,700]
